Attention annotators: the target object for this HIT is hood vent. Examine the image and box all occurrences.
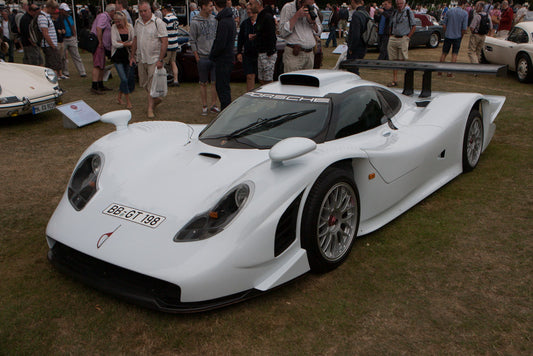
[199,152,221,160]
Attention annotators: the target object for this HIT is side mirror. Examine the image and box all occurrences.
[269,137,317,163]
[101,110,131,131]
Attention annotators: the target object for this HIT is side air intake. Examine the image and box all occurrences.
[274,192,304,257]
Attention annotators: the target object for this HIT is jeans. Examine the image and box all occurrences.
[114,62,135,94]
[215,60,233,110]
[326,25,338,47]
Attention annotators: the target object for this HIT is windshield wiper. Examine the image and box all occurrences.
[203,109,316,140]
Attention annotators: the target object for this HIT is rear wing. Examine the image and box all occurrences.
[340,59,507,98]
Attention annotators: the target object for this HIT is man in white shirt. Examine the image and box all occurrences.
[279,0,322,72]
[131,0,168,118]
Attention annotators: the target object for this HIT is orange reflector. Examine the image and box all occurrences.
[368,173,376,180]
[209,211,219,219]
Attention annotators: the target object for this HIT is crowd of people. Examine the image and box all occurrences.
[0,0,530,117]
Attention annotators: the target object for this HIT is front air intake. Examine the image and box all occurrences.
[274,192,304,257]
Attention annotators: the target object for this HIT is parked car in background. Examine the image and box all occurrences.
[410,14,444,48]
[0,62,63,118]
[482,22,533,83]
[174,38,323,82]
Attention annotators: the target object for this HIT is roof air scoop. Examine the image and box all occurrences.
[280,74,320,87]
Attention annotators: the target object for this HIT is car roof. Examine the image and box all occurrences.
[255,70,379,97]
[516,21,533,32]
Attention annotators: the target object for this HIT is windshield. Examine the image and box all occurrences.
[200,93,331,149]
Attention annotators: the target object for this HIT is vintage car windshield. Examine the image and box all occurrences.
[199,93,331,149]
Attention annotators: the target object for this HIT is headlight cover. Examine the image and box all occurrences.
[68,153,103,211]
[174,183,251,242]
[45,68,58,84]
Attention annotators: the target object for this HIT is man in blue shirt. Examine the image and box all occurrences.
[59,3,86,77]
[439,0,468,74]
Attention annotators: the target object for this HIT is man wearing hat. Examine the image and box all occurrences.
[59,3,86,77]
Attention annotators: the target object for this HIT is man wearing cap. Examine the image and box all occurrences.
[19,3,43,65]
[59,3,86,77]
[162,4,180,87]
[515,3,529,23]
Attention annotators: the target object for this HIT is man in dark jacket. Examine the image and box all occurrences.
[251,0,277,85]
[209,0,236,110]
[347,0,369,74]
[19,4,43,65]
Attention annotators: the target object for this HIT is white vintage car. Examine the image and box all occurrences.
[46,70,505,312]
[0,61,64,118]
[482,22,533,83]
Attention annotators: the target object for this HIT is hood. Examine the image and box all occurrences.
[0,62,57,99]
[88,121,270,226]
[216,7,234,20]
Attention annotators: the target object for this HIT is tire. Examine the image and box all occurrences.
[427,32,440,48]
[462,109,484,172]
[516,53,533,83]
[301,167,360,273]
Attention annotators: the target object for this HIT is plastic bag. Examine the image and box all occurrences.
[150,66,168,98]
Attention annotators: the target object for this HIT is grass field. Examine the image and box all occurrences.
[1,37,532,355]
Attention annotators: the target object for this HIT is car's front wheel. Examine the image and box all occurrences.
[427,32,440,48]
[462,109,484,172]
[301,167,360,273]
[516,53,533,83]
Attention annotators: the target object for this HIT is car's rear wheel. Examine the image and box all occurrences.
[516,53,533,83]
[427,32,440,48]
[301,167,360,273]
[462,109,484,172]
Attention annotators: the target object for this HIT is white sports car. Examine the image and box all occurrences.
[482,21,533,83]
[46,70,505,312]
[0,62,64,118]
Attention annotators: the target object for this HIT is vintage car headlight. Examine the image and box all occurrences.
[45,68,58,84]
[174,183,251,242]
[68,154,103,211]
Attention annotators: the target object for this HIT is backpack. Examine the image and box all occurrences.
[339,7,349,20]
[29,14,45,46]
[477,13,490,35]
[360,12,379,46]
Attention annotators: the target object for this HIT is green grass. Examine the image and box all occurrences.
[0,37,532,354]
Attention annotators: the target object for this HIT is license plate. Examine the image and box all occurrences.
[32,102,56,114]
[102,204,166,228]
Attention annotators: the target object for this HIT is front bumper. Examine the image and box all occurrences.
[0,88,63,118]
[47,240,262,313]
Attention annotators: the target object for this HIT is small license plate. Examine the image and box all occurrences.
[102,204,166,228]
[32,102,56,114]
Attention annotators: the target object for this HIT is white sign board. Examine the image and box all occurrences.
[320,32,329,40]
[332,44,348,54]
[56,100,101,128]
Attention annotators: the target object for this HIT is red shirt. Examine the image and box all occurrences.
[499,7,513,31]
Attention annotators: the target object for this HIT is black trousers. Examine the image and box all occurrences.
[378,34,390,60]
[215,60,233,110]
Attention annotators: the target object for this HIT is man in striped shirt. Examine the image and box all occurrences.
[38,0,61,75]
[162,4,180,87]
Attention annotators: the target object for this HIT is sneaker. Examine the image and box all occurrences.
[59,75,69,79]
[80,74,87,78]
[170,81,180,87]
[210,105,220,113]
[201,106,208,116]
[91,88,104,95]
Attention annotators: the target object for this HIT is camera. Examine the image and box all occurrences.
[306,4,317,21]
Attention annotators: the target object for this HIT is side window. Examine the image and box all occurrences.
[414,18,422,27]
[376,88,401,118]
[333,88,386,139]
[507,28,527,43]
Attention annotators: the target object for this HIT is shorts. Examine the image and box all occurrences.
[165,50,177,65]
[138,62,157,92]
[242,55,258,76]
[258,52,277,82]
[198,57,215,84]
[92,45,106,69]
[387,35,410,61]
[42,46,61,71]
[442,37,462,55]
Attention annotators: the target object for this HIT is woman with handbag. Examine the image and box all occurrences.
[111,11,135,108]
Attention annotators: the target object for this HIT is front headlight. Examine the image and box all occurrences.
[68,153,103,211]
[174,183,251,242]
[45,68,58,84]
